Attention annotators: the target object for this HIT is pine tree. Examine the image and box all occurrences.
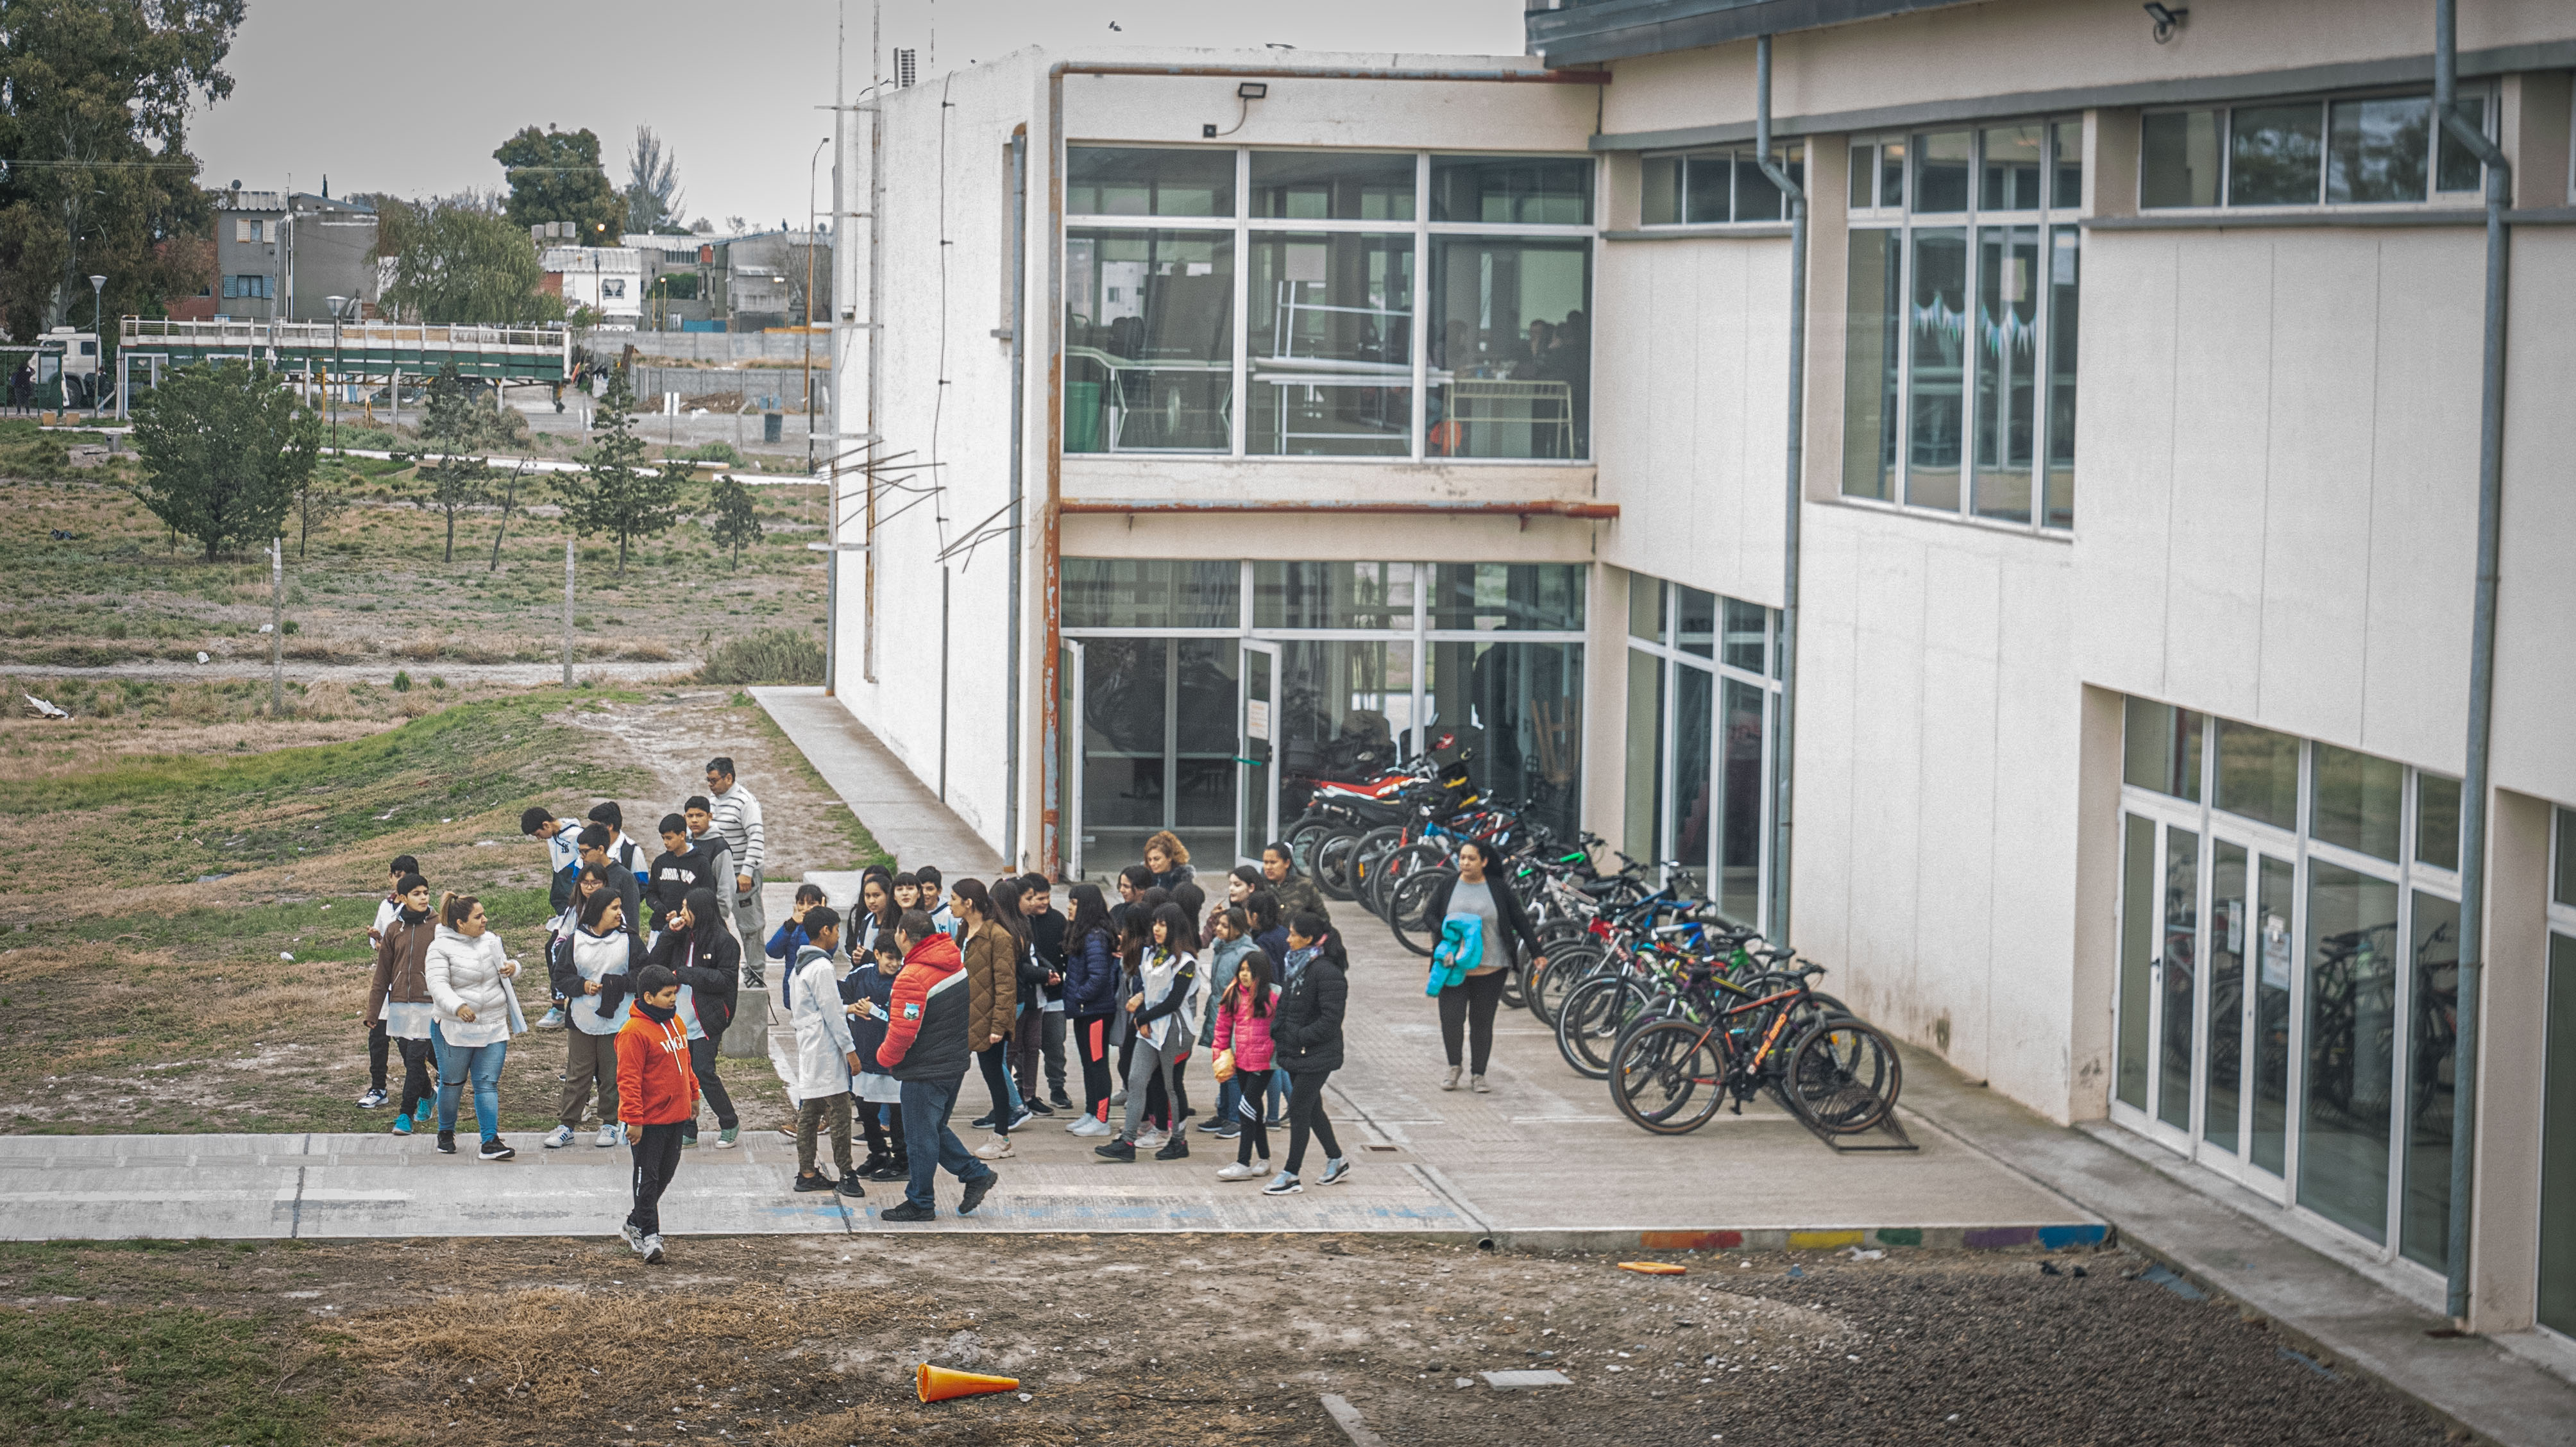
[708,477,763,568]
[414,363,493,563]
[557,367,683,575]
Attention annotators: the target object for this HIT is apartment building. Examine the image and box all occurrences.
[206,186,379,321]
[827,2,2576,1350]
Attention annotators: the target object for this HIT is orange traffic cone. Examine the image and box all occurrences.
[917,1362,1021,1403]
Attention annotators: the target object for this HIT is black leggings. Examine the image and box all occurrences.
[1437,970,1509,1075]
[976,1042,1015,1135]
[859,1099,906,1159]
[1233,1067,1272,1164]
[687,1034,738,1131]
[1283,1067,1341,1176]
[627,1121,685,1237]
[394,1037,436,1117]
[368,1020,390,1092]
[1074,1015,1115,1120]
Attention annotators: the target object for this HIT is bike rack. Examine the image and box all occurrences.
[1796,1106,1919,1153]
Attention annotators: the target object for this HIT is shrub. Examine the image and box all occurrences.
[392,670,412,692]
[675,441,740,464]
[696,629,824,686]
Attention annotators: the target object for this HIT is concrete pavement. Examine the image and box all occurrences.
[749,686,1003,875]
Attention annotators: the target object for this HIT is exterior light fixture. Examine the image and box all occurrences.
[2143,3,2187,42]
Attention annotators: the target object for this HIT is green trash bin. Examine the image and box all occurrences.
[1064,381,1102,452]
[763,412,783,444]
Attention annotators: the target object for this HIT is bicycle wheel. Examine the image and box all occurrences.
[1348,826,1407,910]
[1523,942,1600,1029]
[1372,842,1450,923]
[1314,829,1363,900]
[1610,1019,1727,1135]
[1555,974,1645,1080]
[1783,1017,1903,1134]
[1387,864,1453,957]
[1285,817,1335,875]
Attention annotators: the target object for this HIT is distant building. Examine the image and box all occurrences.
[203,186,380,322]
[720,228,830,332]
[539,244,645,328]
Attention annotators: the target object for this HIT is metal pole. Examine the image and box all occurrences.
[1756,34,1807,946]
[2434,0,2511,1330]
[825,0,846,696]
[563,536,577,688]
[269,537,285,713]
[807,135,827,473]
[1004,131,1027,870]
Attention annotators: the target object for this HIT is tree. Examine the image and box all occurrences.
[708,477,763,568]
[487,455,536,572]
[624,126,686,234]
[0,0,239,339]
[556,368,683,575]
[494,125,622,239]
[128,362,319,563]
[290,466,344,559]
[414,363,496,562]
[378,202,564,325]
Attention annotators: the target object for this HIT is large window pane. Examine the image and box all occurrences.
[2051,119,2083,209]
[2542,933,2576,1335]
[1643,155,1682,225]
[1733,146,1801,223]
[2044,226,2080,529]
[1253,561,1416,630]
[1425,639,1584,838]
[2300,861,2400,1244]
[1428,235,1590,459]
[1063,229,1233,452]
[1722,598,1767,674]
[1981,124,2044,210]
[2119,813,2157,1111]
[1247,232,1413,457]
[1627,574,1666,643]
[2401,890,2459,1271]
[2312,742,2404,861]
[2216,718,2300,830]
[1249,151,1414,221]
[2140,110,2221,208]
[2415,773,2460,871]
[2436,98,2488,193]
[1842,228,1901,501]
[1719,677,1766,926]
[1172,639,1242,866]
[1278,637,1412,813]
[1972,224,2040,523]
[1671,664,1713,897]
[2124,697,2203,801]
[2555,807,2575,907]
[1428,155,1593,225]
[1062,558,1241,629]
[1848,142,1874,210]
[2161,827,2201,1131]
[2253,854,2295,1174]
[1879,137,1908,208]
[1078,638,1170,868]
[1067,146,1235,217]
[1906,227,1967,511]
[2230,103,2325,206]
[1686,154,1733,224]
[1428,563,1586,632]
[2207,843,2249,1152]
[1674,585,1715,659]
[1914,130,1971,212]
[2327,95,2430,205]
[1624,650,1665,869]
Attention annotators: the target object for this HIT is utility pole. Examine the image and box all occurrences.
[269,537,285,714]
[563,537,577,688]
[806,135,827,472]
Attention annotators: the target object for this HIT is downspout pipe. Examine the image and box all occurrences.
[1004,131,1028,872]
[2435,0,2511,1331]
[1754,34,1807,946]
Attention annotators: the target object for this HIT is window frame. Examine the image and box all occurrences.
[1062,145,1600,464]
[1636,141,1810,230]
[1844,117,2083,536]
[1623,571,1783,936]
[2138,85,2495,213]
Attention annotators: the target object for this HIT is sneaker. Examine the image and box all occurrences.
[1262,1171,1303,1195]
[1049,1092,1075,1110]
[715,1127,740,1149]
[881,1200,936,1223]
[1471,1075,1491,1094]
[1216,1160,1267,1181]
[1024,1098,1055,1117]
[835,1174,867,1198]
[1441,1065,1462,1092]
[856,1152,892,1177]
[1007,1108,1036,1131]
[681,1130,699,1148]
[535,1008,566,1031]
[970,1112,999,1130]
[390,1112,414,1137]
[595,1123,622,1149]
[1136,1128,1168,1150]
[436,1130,457,1155]
[794,1171,837,1193]
[866,1158,911,1181]
[357,1086,389,1110]
[1070,1115,1114,1138]
[1196,1115,1231,1134]
[1318,1157,1353,1186]
[643,1234,666,1264]
[541,1125,576,1150]
[1063,1114,1090,1133]
[1264,1117,1285,1129]
[973,1133,1015,1160]
[1153,1133,1190,1161]
[1213,1123,1241,1140]
[1093,1139,1137,1163]
[479,1138,515,1161]
[620,1221,645,1253]
[958,1171,997,1215]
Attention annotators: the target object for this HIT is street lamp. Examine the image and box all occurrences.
[326,294,351,452]
[87,275,105,418]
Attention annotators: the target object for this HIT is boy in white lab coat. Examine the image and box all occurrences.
[788,908,865,1196]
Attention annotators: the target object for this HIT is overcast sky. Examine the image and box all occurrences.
[190,0,1529,228]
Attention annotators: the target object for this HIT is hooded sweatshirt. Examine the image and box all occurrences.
[616,999,699,1126]
[876,931,970,1081]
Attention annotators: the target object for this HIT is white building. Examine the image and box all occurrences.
[827,4,2576,1351]
[541,245,645,328]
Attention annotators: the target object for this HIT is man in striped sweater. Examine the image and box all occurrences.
[704,757,768,986]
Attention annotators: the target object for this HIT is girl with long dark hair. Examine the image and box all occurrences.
[1096,902,1202,1164]
[952,877,1023,1159]
[1059,883,1122,1134]
[646,886,743,1148]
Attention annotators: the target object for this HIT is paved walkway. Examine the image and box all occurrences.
[750,686,1002,875]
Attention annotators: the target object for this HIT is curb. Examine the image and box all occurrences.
[1471,1223,2114,1254]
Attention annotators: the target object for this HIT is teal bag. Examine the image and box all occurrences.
[1427,913,1483,994]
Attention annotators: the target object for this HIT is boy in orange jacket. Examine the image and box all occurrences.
[616,964,697,1263]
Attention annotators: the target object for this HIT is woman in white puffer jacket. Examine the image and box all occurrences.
[425,892,526,1161]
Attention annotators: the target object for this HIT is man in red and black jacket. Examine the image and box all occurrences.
[872,910,998,1222]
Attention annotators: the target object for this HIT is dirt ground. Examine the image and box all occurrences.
[0,1235,2455,1446]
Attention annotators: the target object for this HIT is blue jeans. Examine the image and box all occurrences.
[430,1023,507,1138]
[897,1072,995,1213]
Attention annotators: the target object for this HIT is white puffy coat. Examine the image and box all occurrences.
[425,925,521,1048]
[788,945,856,1099]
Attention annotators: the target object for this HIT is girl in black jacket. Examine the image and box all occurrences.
[1264,911,1351,1195]
[1061,883,1122,1133]
[648,886,741,1148]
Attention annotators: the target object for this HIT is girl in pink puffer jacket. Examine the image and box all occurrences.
[1210,951,1280,1182]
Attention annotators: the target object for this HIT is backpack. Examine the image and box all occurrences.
[1427,913,1482,995]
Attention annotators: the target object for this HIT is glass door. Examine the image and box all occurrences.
[2117,810,2203,1152]
[1062,640,1085,881]
[1238,641,1281,863]
[2194,837,2292,1197]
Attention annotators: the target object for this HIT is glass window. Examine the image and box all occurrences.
[1276,637,1412,797]
[2123,697,2203,801]
[1624,650,1665,867]
[1842,229,1900,502]
[1062,558,1241,629]
[1063,229,1233,453]
[2415,772,2461,871]
[2542,931,2576,1335]
[2559,808,2576,907]
[1427,235,1590,460]
[2300,861,2400,1243]
[2215,718,2300,830]
[1643,154,1682,226]
[2044,226,2080,529]
[2253,854,2296,1174]
[1972,224,2040,523]
[2230,102,2325,206]
[2140,110,2221,208]
[1425,639,1584,838]
[2050,120,2083,210]
[2312,742,2404,861]
[1722,598,1767,673]
[1253,562,1416,630]
[1981,124,2045,210]
[1848,142,1874,210]
[1904,227,1968,511]
[1686,153,1733,223]
[2207,842,2250,1151]
[1067,147,1235,217]
[2327,95,2431,204]
[2401,890,2460,1271]
[1674,586,1716,658]
[1627,575,1666,643]
[2118,812,2157,1110]
[2436,97,2488,192]
[1428,155,1593,225]
[1638,148,1798,226]
[1428,563,1586,632]
[1914,130,1971,212]
[1246,232,1413,457]
[1671,664,1713,899]
[1249,151,1414,221]
[2161,826,2201,1131]
[1879,137,1908,209]
[1718,677,1767,923]
[1734,146,1801,223]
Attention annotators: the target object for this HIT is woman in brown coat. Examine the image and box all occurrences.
[368,873,441,1134]
[952,878,1022,1160]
